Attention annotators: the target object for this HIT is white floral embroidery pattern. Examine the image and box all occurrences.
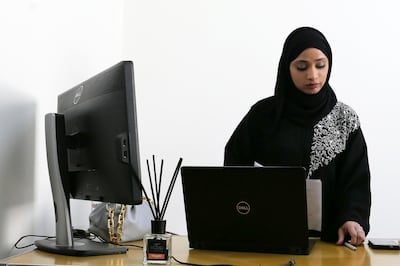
[307,102,359,179]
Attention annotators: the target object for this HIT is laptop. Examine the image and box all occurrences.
[180,166,314,255]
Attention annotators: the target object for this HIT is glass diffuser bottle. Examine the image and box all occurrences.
[140,156,182,265]
[143,220,171,265]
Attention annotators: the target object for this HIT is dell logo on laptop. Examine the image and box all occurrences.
[236,201,250,215]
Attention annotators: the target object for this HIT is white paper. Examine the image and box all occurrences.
[306,179,322,231]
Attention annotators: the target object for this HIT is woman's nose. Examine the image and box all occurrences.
[307,67,318,80]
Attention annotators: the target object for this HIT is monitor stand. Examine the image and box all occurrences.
[34,113,127,256]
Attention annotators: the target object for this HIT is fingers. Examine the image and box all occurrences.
[349,226,365,245]
[355,227,366,245]
[337,221,366,246]
[336,227,345,245]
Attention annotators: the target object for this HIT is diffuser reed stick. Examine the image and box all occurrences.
[144,156,183,221]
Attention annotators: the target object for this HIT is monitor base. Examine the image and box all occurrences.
[35,238,128,256]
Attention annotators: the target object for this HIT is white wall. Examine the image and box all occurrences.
[0,93,36,258]
[124,0,400,238]
[0,1,399,258]
[0,0,125,258]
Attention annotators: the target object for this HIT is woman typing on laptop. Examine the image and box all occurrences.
[224,27,371,247]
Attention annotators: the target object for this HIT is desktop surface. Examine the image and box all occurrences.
[5,236,400,266]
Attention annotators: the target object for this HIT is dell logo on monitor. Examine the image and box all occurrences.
[73,85,84,104]
[236,201,250,215]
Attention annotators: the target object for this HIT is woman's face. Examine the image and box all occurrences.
[289,48,329,95]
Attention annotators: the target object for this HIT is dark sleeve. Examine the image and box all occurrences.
[224,97,276,166]
[224,111,254,166]
[336,128,371,234]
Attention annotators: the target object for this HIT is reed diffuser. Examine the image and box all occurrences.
[142,156,183,265]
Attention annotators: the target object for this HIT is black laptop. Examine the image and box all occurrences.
[180,166,314,255]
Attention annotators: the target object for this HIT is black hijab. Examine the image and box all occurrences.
[274,27,337,126]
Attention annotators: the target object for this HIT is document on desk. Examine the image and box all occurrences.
[306,179,322,231]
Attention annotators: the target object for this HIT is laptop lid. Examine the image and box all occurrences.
[180,166,311,255]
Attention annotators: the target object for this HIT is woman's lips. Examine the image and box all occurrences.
[306,83,320,90]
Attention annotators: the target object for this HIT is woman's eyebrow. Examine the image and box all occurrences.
[295,58,327,63]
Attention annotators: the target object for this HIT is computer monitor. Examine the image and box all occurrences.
[35,61,143,256]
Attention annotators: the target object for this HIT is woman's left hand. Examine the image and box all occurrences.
[336,221,366,246]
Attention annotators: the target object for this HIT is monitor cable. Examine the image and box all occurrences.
[171,255,235,266]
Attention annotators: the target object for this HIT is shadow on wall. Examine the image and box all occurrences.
[0,88,36,259]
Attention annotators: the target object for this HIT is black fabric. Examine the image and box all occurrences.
[274,26,337,127]
[224,27,371,243]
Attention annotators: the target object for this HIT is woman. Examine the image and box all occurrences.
[224,27,371,246]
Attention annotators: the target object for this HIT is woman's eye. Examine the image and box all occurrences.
[316,63,326,69]
[296,63,307,71]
